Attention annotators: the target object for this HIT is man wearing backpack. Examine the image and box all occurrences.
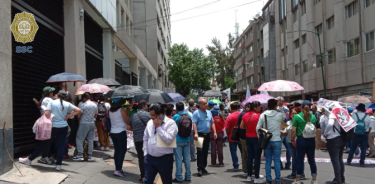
[347,103,372,166]
[172,102,192,182]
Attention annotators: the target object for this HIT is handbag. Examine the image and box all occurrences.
[258,115,273,149]
[231,119,240,141]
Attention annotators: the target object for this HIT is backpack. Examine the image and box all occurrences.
[177,113,192,137]
[296,114,316,138]
[101,113,111,134]
[334,124,355,142]
[354,113,367,135]
[97,103,107,121]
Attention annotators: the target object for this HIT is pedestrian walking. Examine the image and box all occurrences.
[347,103,372,166]
[256,99,286,184]
[143,103,178,184]
[225,102,242,171]
[192,98,217,177]
[238,102,251,177]
[172,102,192,183]
[96,96,111,151]
[109,98,131,177]
[275,97,291,170]
[366,108,375,158]
[73,93,98,161]
[127,100,150,182]
[210,105,225,166]
[241,101,265,183]
[291,104,318,184]
[19,90,81,171]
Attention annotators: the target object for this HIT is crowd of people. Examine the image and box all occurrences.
[19,86,375,184]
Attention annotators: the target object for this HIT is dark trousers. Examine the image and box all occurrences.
[210,132,224,165]
[347,133,368,164]
[29,140,52,160]
[327,136,345,183]
[246,137,261,178]
[144,154,173,184]
[197,132,210,171]
[110,131,127,171]
[296,137,317,177]
[135,141,145,178]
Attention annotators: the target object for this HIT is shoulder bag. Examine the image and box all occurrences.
[258,115,273,149]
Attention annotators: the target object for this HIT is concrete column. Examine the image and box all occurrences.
[139,68,148,89]
[129,58,139,85]
[148,74,153,89]
[0,0,13,175]
[64,0,86,93]
[103,29,115,79]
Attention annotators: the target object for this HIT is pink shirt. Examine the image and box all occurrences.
[143,116,178,157]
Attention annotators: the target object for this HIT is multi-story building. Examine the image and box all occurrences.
[275,0,375,101]
[133,0,172,90]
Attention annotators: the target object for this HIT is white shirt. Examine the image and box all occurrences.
[351,112,372,133]
[369,116,375,133]
[109,108,127,133]
[40,97,53,115]
[323,114,341,139]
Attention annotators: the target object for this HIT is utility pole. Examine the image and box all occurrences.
[235,10,239,39]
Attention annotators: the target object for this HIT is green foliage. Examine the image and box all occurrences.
[224,77,236,89]
[168,43,215,96]
[206,33,236,89]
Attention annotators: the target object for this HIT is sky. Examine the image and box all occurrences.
[170,0,265,54]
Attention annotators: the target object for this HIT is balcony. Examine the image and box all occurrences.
[245,35,253,48]
[241,57,246,65]
[234,61,243,71]
[241,42,245,49]
[245,52,253,62]
[234,49,242,59]
[246,67,254,78]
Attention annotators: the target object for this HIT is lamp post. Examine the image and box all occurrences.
[288,30,327,98]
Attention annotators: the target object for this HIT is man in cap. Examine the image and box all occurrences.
[33,86,56,116]
[127,100,150,183]
[208,101,215,110]
[275,96,291,170]
[366,108,375,158]
[347,103,372,166]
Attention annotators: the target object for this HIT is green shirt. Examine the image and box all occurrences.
[292,112,316,137]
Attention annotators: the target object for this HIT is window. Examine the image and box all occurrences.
[293,10,298,23]
[249,46,253,52]
[250,75,254,84]
[281,49,284,56]
[249,60,254,68]
[303,61,307,73]
[315,24,322,35]
[326,16,334,30]
[294,64,299,76]
[327,48,336,64]
[346,38,360,57]
[285,46,288,55]
[366,31,374,51]
[302,35,306,45]
[291,0,298,8]
[345,0,358,19]
[294,39,299,49]
[279,0,286,21]
[314,0,321,5]
[365,0,375,8]
[301,2,306,15]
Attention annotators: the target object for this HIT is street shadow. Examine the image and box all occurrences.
[345,164,375,168]
[192,172,217,177]
[224,169,243,172]
[100,170,140,182]
[231,174,246,178]
[30,164,79,174]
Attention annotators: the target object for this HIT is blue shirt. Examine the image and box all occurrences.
[172,111,191,143]
[192,109,213,133]
[46,99,76,128]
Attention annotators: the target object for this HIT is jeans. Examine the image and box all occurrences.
[296,137,317,177]
[144,154,173,184]
[135,141,145,178]
[246,137,261,178]
[239,138,248,173]
[327,136,345,183]
[347,133,369,164]
[110,131,127,171]
[265,141,282,182]
[197,132,210,171]
[76,123,95,157]
[346,141,360,154]
[288,142,304,175]
[229,141,242,169]
[280,135,291,168]
[211,132,224,165]
[190,130,196,160]
[174,142,191,181]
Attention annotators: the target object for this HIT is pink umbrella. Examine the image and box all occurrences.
[76,83,111,94]
[258,80,304,92]
[241,94,274,105]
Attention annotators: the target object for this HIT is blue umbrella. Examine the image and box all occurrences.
[46,72,86,83]
[168,93,185,102]
[369,103,375,109]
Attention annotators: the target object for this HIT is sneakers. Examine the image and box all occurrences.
[254,178,266,183]
[242,172,248,177]
[202,169,208,174]
[247,176,252,181]
[287,173,296,179]
[100,146,105,151]
[88,157,94,162]
[19,157,31,166]
[276,182,284,184]
[105,147,110,151]
[251,174,264,179]
[311,180,318,184]
[55,165,61,171]
[197,170,203,177]
[38,157,52,165]
[114,170,125,177]
[292,181,301,184]
[172,178,183,183]
[72,156,84,161]
[233,168,239,172]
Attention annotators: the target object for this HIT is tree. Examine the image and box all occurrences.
[206,33,236,89]
[168,43,215,96]
[224,77,235,89]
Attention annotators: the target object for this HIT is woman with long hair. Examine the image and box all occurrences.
[109,98,131,177]
[291,105,317,184]
[241,101,264,183]
[19,90,81,171]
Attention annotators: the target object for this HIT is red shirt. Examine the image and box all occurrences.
[225,111,241,142]
[242,111,260,137]
[210,115,225,133]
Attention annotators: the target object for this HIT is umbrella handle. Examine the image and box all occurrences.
[74,81,75,86]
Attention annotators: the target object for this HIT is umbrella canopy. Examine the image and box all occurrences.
[369,103,375,109]
[290,100,312,106]
[209,99,222,104]
[110,85,149,99]
[221,91,227,96]
[339,95,372,104]
[76,83,110,94]
[46,72,86,83]
[137,89,174,104]
[88,78,121,86]
[242,94,274,105]
[168,93,185,102]
[258,80,304,92]
[200,90,223,97]
[103,89,115,98]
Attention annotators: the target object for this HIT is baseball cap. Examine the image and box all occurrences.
[43,86,55,95]
[275,96,284,101]
[366,108,373,114]
[208,101,215,106]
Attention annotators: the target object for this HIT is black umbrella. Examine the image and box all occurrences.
[136,89,174,104]
[102,89,115,98]
[290,100,312,106]
[110,85,149,99]
[88,78,121,86]
[46,72,86,83]
[200,90,223,97]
